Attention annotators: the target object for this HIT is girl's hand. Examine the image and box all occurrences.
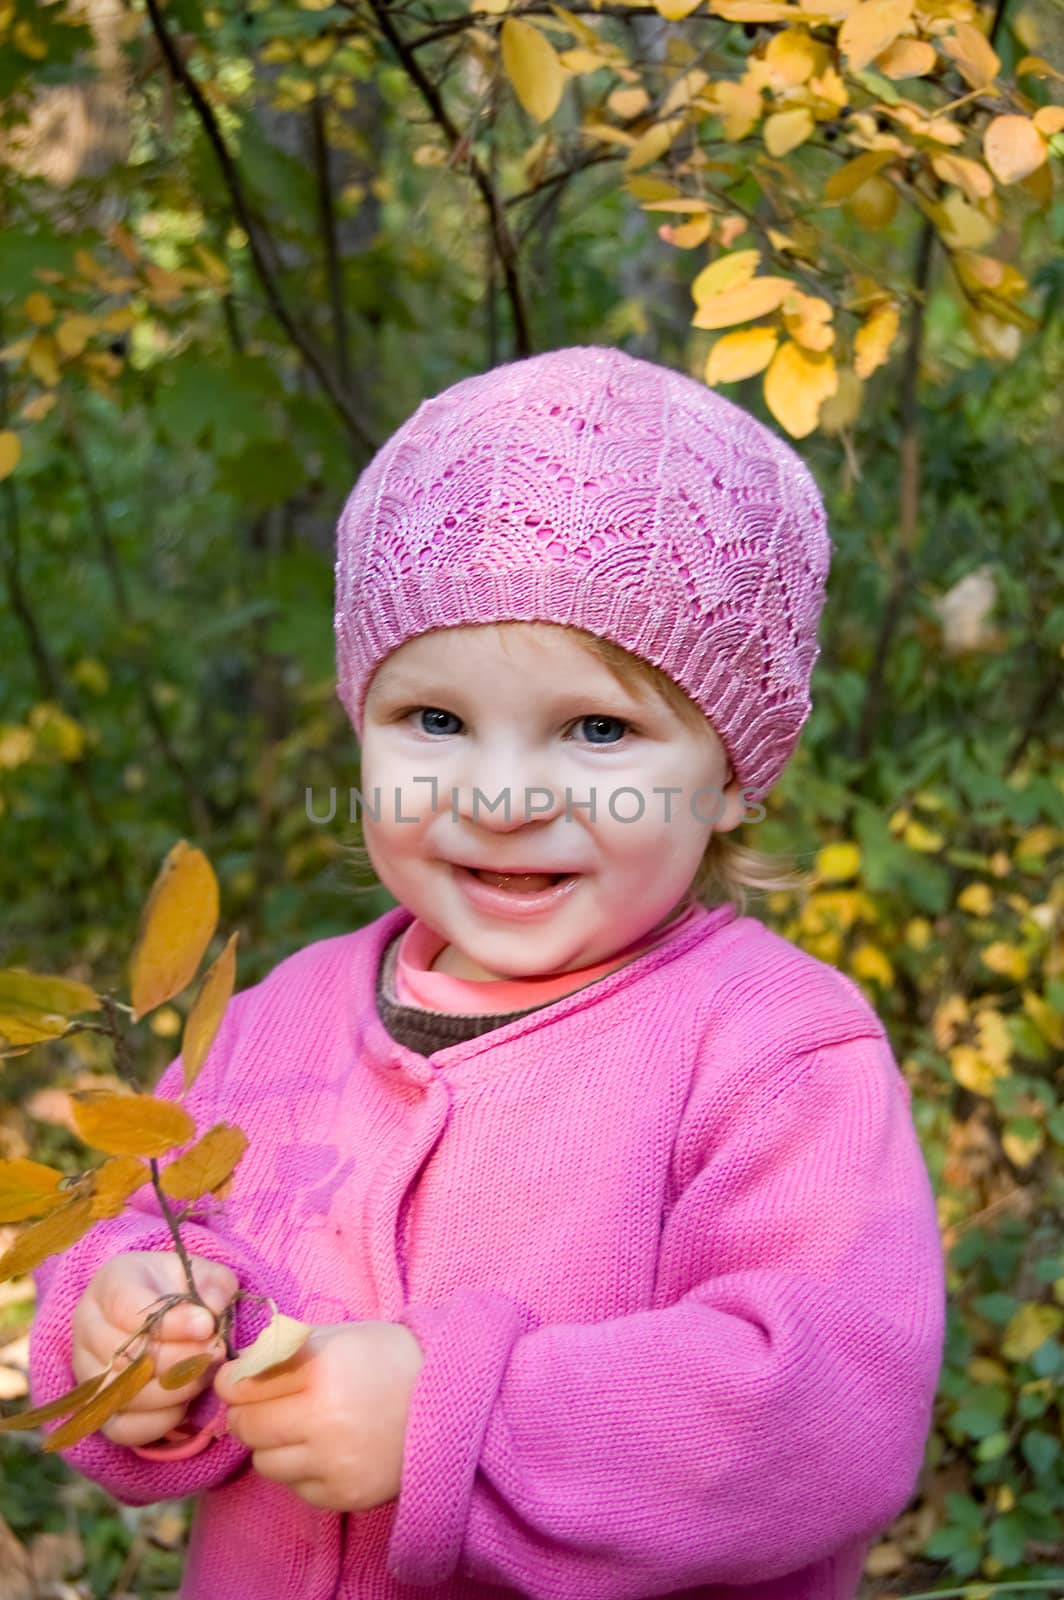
[71,1251,237,1448]
[213,1321,425,1512]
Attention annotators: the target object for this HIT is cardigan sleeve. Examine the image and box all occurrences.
[386,1031,947,1597]
[27,998,273,1507]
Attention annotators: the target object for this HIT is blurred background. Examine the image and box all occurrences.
[0,0,1062,1593]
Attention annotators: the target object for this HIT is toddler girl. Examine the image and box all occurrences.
[29,346,946,1600]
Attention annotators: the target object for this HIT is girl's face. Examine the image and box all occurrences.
[359,623,747,981]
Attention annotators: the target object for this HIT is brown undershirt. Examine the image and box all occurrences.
[373,897,700,1057]
[374,931,543,1056]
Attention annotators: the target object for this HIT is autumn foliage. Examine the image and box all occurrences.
[0,841,307,1452]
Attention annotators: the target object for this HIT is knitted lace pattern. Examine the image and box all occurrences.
[333,345,831,795]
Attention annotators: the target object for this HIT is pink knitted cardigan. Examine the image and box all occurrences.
[29,901,946,1600]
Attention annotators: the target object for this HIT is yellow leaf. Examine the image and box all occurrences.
[854,300,900,378]
[932,154,993,203]
[935,189,998,250]
[875,37,936,77]
[90,1155,151,1220]
[0,432,21,481]
[940,20,1000,87]
[29,702,86,762]
[661,69,710,116]
[0,969,100,1018]
[983,115,1048,186]
[0,1371,109,1433]
[815,841,861,882]
[851,943,894,986]
[20,393,58,423]
[1001,1303,1063,1364]
[0,1159,67,1224]
[129,840,220,1020]
[223,1308,314,1385]
[500,18,565,123]
[158,1352,216,1391]
[1021,990,1064,1050]
[1001,1127,1043,1168]
[640,198,712,213]
[609,86,651,118]
[711,80,762,141]
[806,64,848,110]
[659,216,713,248]
[27,334,60,388]
[691,249,760,303]
[762,341,837,438]
[1014,824,1059,859]
[967,309,1022,360]
[691,276,795,330]
[23,292,53,326]
[0,1006,70,1047]
[0,1193,97,1283]
[957,881,993,915]
[13,20,48,59]
[558,46,606,74]
[160,1122,248,1201]
[837,0,913,72]
[980,942,1029,981]
[823,149,893,200]
[1033,106,1064,137]
[711,0,805,18]
[71,1093,196,1158]
[764,26,824,85]
[902,817,942,852]
[845,175,898,228]
[42,1352,155,1452]
[181,930,238,1094]
[55,315,97,359]
[651,0,704,16]
[624,114,685,171]
[1016,54,1064,80]
[705,327,779,384]
[764,106,815,155]
[782,289,834,351]
[948,1045,1006,1096]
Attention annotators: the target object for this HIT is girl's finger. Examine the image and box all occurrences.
[100,1404,187,1448]
[244,1443,313,1485]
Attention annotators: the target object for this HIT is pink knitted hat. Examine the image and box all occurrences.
[333,345,831,795]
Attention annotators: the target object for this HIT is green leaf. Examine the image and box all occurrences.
[952,1386,1009,1439]
[1021,1429,1060,1475]
[214,439,304,510]
[975,1429,1010,1461]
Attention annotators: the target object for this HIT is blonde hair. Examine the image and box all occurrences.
[342,623,812,919]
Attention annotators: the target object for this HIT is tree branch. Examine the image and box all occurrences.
[309,93,352,393]
[367,0,532,355]
[142,0,376,456]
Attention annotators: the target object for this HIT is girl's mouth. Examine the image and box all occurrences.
[453,865,581,918]
[466,868,573,893]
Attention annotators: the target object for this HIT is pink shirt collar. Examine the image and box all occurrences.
[393,899,705,1014]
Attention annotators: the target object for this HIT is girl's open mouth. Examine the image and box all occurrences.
[453,865,581,917]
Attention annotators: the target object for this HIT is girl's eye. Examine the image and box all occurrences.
[413,707,461,736]
[570,715,629,747]
[406,708,632,746]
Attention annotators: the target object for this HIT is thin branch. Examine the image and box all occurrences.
[60,410,216,835]
[367,0,533,355]
[309,93,352,392]
[142,0,376,456]
[852,0,1016,765]
[852,218,935,765]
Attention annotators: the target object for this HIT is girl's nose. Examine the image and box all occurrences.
[450,748,565,829]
